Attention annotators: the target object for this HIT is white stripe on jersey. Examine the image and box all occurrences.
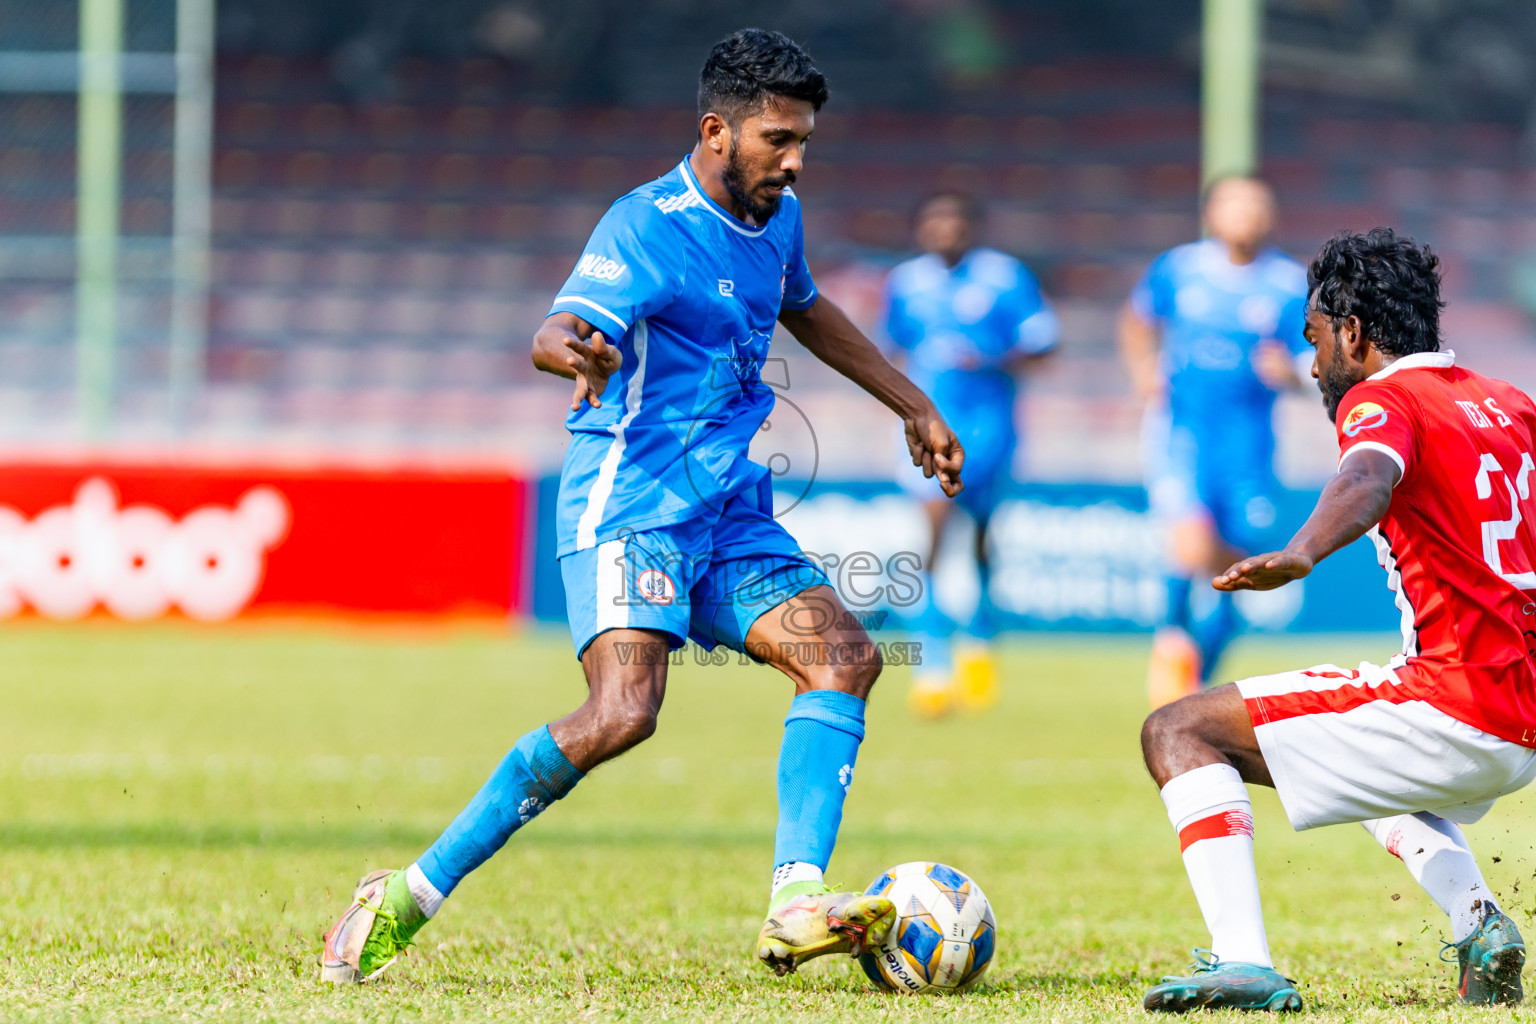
[553,294,629,334]
[1368,524,1419,658]
[594,537,629,633]
[1340,441,1406,481]
[680,160,768,238]
[653,192,703,215]
[575,318,650,551]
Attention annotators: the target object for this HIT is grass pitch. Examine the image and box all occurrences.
[1,621,1533,1022]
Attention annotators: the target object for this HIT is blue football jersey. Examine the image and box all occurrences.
[882,248,1058,431]
[546,157,817,557]
[1130,239,1309,459]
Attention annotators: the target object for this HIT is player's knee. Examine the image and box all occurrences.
[1140,700,1192,767]
[591,697,659,753]
[815,640,882,699]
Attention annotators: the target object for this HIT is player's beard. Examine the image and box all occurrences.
[723,143,793,224]
[1319,332,1363,422]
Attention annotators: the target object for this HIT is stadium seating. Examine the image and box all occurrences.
[4,46,1536,480]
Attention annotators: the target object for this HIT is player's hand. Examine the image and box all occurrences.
[1213,550,1314,592]
[905,407,964,498]
[1253,340,1301,391]
[564,332,623,411]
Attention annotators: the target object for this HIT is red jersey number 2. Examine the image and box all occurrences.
[1475,450,1536,590]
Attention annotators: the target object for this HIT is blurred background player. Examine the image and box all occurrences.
[881,192,1058,719]
[1118,177,1310,709]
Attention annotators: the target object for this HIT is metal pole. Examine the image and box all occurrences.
[1201,0,1262,186]
[76,0,124,439]
[169,0,215,432]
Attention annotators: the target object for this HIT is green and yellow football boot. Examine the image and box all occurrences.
[755,882,896,976]
[318,868,428,984]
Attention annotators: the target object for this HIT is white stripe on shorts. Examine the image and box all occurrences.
[595,538,629,634]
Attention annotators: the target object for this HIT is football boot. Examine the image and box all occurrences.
[319,868,425,984]
[1143,950,1303,1013]
[755,885,896,976]
[1446,904,1524,1005]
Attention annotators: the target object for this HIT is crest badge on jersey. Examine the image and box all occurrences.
[1342,401,1388,437]
[635,568,676,605]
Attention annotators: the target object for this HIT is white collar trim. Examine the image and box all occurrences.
[678,158,769,238]
[1368,349,1455,380]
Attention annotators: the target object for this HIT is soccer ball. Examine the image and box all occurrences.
[857,861,995,993]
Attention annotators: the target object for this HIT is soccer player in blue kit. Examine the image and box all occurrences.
[319,29,964,983]
[1118,177,1310,708]
[882,193,1058,717]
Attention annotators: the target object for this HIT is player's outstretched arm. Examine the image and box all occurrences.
[779,296,964,497]
[532,312,624,411]
[1213,448,1399,592]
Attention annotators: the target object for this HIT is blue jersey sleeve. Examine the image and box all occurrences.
[779,201,817,311]
[1129,250,1175,324]
[1005,264,1059,355]
[548,196,686,338]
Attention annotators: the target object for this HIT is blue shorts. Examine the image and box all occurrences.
[558,481,830,659]
[895,420,1014,518]
[1145,418,1279,554]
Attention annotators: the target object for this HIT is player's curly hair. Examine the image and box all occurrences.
[698,28,828,128]
[1308,227,1444,357]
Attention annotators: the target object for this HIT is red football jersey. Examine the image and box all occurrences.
[1335,349,1536,747]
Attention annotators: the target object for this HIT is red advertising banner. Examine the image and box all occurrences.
[0,461,526,620]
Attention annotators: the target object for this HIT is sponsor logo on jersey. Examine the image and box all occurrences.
[1342,401,1388,436]
[575,253,626,282]
[635,568,675,605]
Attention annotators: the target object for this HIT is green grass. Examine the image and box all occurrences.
[1,621,1534,1021]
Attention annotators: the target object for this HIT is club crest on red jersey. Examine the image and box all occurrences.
[1342,401,1388,437]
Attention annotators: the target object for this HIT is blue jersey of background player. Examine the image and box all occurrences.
[1118,177,1309,707]
[320,29,964,985]
[881,193,1057,718]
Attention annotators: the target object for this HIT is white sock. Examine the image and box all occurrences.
[1363,813,1496,942]
[405,862,445,919]
[1161,762,1272,968]
[771,861,824,898]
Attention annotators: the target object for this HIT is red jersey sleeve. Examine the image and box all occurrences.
[1335,380,1418,483]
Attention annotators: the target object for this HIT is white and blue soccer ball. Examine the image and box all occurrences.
[858,861,996,994]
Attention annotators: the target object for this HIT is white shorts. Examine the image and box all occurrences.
[1238,660,1536,831]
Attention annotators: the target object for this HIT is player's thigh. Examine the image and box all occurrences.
[1239,661,1536,830]
[1147,434,1216,571]
[578,627,671,712]
[558,522,707,660]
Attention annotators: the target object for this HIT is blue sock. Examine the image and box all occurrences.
[773,690,866,872]
[416,724,583,897]
[1194,591,1239,682]
[1164,575,1193,631]
[965,558,995,641]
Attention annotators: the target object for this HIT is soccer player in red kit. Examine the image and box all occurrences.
[1140,228,1535,1012]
